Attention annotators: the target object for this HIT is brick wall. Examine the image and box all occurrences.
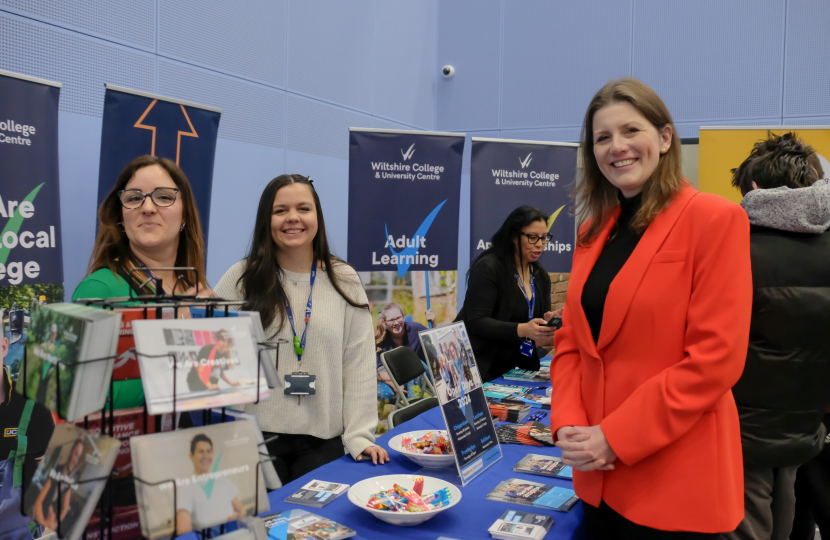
[549,273,570,311]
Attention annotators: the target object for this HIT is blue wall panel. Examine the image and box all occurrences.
[0,12,155,116]
[284,151,350,258]
[206,139,285,285]
[501,128,582,145]
[676,118,783,139]
[436,0,501,131]
[159,59,285,147]
[374,0,436,129]
[159,0,286,87]
[501,0,631,129]
[784,0,830,117]
[633,0,784,123]
[58,112,104,297]
[286,94,374,160]
[287,0,374,112]
[0,0,155,50]
[784,118,830,126]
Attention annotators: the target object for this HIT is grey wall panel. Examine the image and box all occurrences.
[374,0,436,129]
[0,0,154,49]
[633,0,784,123]
[372,117,419,131]
[678,118,783,139]
[501,1,631,129]
[436,0,501,131]
[286,94,373,159]
[159,0,286,87]
[287,0,374,112]
[0,13,154,116]
[159,60,285,147]
[784,0,830,117]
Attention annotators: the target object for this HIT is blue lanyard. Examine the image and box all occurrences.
[283,261,316,364]
[515,269,536,322]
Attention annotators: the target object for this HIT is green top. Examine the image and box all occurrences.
[72,268,144,410]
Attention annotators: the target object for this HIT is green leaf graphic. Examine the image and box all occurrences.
[0,182,44,265]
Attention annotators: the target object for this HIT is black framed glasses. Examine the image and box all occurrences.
[521,232,554,245]
[117,187,180,209]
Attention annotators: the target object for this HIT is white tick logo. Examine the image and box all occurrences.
[519,152,533,169]
[401,143,416,161]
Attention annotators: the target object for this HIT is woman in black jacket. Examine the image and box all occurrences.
[456,206,558,381]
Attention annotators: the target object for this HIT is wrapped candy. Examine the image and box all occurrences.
[394,483,431,512]
[366,479,450,512]
[412,476,424,496]
[401,431,454,455]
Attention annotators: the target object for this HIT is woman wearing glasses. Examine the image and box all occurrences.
[72,155,211,408]
[456,206,558,381]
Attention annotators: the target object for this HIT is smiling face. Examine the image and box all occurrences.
[121,165,184,253]
[190,440,213,475]
[592,101,672,198]
[382,307,405,336]
[516,219,548,265]
[271,183,318,254]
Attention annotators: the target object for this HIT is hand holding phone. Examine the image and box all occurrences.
[545,316,563,329]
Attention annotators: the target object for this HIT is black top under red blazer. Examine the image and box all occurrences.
[456,252,552,381]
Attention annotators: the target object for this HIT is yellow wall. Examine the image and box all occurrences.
[698,128,830,203]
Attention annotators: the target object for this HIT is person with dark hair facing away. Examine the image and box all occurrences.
[723,133,830,540]
[176,434,244,533]
[72,155,213,410]
[456,206,557,382]
[551,78,752,538]
[214,174,386,482]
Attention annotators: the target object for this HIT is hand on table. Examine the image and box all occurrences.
[357,445,389,464]
[555,425,617,472]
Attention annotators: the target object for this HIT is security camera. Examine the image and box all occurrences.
[442,65,455,79]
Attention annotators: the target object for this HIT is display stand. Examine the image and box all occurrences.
[17,271,280,540]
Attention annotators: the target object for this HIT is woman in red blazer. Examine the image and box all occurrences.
[551,78,752,538]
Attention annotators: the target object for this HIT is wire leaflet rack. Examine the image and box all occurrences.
[16,269,284,540]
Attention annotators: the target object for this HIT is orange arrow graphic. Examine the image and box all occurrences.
[133,100,199,165]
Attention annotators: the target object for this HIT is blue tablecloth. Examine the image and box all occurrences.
[263,377,584,540]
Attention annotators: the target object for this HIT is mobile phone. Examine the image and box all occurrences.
[545,317,562,329]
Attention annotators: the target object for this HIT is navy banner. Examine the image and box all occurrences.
[347,128,464,274]
[97,85,221,242]
[470,138,578,272]
[0,69,62,288]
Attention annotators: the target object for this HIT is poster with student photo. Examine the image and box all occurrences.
[130,421,267,539]
[419,322,501,485]
[23,424,120,540]
[360,270,456,433]
[132,318,268,415]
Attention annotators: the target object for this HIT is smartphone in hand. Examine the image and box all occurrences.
[545,317,563,329]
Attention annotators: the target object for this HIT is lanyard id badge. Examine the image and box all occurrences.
[282,261,318,401]
[516,269,536,358]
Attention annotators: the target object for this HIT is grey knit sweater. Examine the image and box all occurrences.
[214,260,378,459]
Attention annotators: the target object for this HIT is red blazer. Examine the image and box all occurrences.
[551,185,752,533]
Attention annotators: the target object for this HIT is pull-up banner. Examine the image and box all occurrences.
[97,85,222,242]
[0,69,62,289]
[470,138,578,272]
[348,128,464,274]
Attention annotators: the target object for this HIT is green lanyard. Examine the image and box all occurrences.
[11,399,35,488]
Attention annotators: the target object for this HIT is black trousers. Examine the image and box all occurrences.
[581,501,720,540]
[791,416,830,540]
[263,432,345,484]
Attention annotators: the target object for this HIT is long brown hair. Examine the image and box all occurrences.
[574,78,684,245]
[87,155,208,294]
[238,174,367,334]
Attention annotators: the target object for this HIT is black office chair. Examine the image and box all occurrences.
[387,397,439,428]
[380,346,437,408]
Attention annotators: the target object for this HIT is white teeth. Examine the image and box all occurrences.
[613,159,636,167]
